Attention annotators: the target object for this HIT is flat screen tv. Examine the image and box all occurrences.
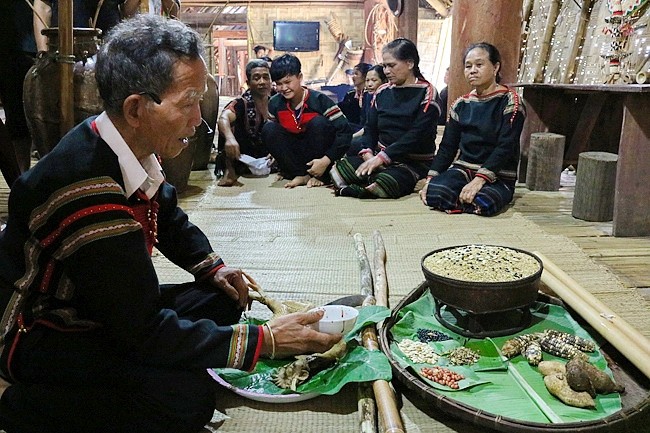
[273,21,320,52]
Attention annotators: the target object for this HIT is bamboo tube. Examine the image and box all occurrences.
[533,0,560,83]
[358,382,377,433]
[59,0,75,135]
[354,233,374,298]
[534,251,650,379]
[370,230,405,433]
[372,230,388,310]
[354,234,378,433]
[562,0,594,83]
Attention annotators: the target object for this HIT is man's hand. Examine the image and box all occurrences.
[224,138,241,160]
[306,156,331,178]
[459,176,487,204]
[210,267,248,308]
[265,309,342,359]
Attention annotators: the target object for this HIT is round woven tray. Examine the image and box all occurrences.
[379,282,650,433]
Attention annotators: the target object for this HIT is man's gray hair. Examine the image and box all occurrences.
[96,14,205,114]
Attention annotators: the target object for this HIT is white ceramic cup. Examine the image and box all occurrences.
[309,305,359,334]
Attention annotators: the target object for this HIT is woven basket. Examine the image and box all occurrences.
[379,282,650,433]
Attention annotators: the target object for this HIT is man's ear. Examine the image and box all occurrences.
[122,94,146,128]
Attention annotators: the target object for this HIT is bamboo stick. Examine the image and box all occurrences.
[372,230,388,310]
[534,251,650,379]
[354,233,374,298]
[59,0,75,136]
[371,230,405,433]
[354,234,377,433]
[533,0,560,83]
[562,0,595,83]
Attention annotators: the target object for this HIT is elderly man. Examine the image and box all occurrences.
[216,59,272,187]
[0,15,338,433]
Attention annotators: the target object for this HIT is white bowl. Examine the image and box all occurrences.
[309,305,359,334]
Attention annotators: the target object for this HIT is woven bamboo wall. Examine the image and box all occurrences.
[519,0,650,84]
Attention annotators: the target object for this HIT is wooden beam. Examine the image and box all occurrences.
[183,0,362,5]
[423,0,449,17]
[211,30,247,39]
[180,12,246,27]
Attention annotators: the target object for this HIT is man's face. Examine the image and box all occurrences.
[141,57,207,159]
[274,73,303,105]
[247,67,272,97]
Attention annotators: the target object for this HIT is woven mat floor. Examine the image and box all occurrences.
[152,174,650,433]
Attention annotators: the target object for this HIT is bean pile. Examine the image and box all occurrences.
[420,367,464,389]
[447,347,480,365]
[416,328,452,343]
[423,244,540,282]
[397,338,439,364]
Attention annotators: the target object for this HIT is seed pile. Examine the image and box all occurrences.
[416,328,452,343]
[423,244,540,282]
[420,367,464,389]
[397,338,439,364]
[447,347,480,365]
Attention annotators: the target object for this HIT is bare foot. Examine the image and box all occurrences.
[275,173,285,182]
[306,177,324,188]
[217,175,243,187]
[284,175,310,189]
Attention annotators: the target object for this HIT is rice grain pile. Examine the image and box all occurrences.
[423,245,540,283]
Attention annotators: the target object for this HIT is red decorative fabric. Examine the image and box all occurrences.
[131,190,159,255]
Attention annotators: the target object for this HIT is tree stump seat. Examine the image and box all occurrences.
[525,132,566,191]
[572,151,618,222]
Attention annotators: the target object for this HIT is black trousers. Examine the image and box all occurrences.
[262,116,335,179]
[0,282,242,433]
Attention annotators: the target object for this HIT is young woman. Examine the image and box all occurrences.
[338,63,372,132]
[420,42,526,216]
[352,65,388,139]
[331,38,441,199]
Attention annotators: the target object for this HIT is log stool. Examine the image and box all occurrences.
[572,151,618,222]
[525,132,565,191]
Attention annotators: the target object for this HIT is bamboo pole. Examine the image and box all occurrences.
[354,234,378,433]
[534,251,650,380]
[533,0,560,83]
[354,233,374,298]
[370,230,404,433]
[59,0,75,136]
[562,0,595,83]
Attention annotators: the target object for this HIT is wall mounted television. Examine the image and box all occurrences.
[273,21,320,52]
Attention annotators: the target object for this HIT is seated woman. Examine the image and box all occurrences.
[420,42,525,216]
[338,63,372,133]
[349,64,388,142]
[330,38,440,199]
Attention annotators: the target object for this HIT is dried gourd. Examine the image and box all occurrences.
[544,373,596,409]
[566,356,624,397]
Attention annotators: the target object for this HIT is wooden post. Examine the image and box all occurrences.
[533,0,560,83]
[59,0,75,136]
[397,0,418,42]
[449,0,524,104]
[525,132,565,191]
[572,152,618,222]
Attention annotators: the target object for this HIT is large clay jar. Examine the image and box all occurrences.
[23,28,103,157]
[191,74,219,170]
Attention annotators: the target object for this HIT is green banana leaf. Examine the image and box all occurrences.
[213,305,392,396]
[389,290,623,424]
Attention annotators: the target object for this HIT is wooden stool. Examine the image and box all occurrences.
[572,151,618,222]
[525,132,565,191]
